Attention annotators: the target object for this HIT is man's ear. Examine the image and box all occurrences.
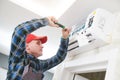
[26,44,30,51]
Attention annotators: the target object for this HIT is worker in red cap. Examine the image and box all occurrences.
[6,16,71,80]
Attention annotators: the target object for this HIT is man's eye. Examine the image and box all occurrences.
[36,42,40,45]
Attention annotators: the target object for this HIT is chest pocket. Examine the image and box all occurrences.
[22,67,43,80]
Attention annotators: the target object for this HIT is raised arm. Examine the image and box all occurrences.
[29,28,71,72]
[10,17,58,57]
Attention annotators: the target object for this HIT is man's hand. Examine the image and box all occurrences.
[47,16,59,27]
[62,28,71,39]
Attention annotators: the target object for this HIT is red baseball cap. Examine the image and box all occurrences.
[26,34,47,44]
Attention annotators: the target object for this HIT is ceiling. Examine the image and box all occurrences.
[0,0,120,60]
[9,0,76,18]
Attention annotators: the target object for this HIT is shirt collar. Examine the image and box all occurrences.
[25,51,36,60]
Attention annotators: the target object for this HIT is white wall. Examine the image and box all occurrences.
[0,67,7,80]
[52,11,120,80]
[74,75,89,80]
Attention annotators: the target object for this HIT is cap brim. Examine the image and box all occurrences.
[35,36,47,44]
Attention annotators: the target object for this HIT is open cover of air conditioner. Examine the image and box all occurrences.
[68,8,115,56]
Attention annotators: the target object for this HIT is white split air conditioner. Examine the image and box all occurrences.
[68,8,115,56]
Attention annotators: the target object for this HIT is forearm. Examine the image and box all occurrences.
[14,18,49,37]
[42,38,69,72]
[55,38,69,61]
[59,37,69,54]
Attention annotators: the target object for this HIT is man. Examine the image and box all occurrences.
[6,16,71,80]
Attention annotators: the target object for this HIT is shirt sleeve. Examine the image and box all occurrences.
[10,18,49,57]
[30,37,69,72]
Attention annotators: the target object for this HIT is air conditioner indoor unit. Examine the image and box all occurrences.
[68,8,115,56]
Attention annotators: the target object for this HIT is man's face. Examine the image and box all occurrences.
[26,40,43,57]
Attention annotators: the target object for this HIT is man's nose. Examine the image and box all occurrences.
[40,44,43,48]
